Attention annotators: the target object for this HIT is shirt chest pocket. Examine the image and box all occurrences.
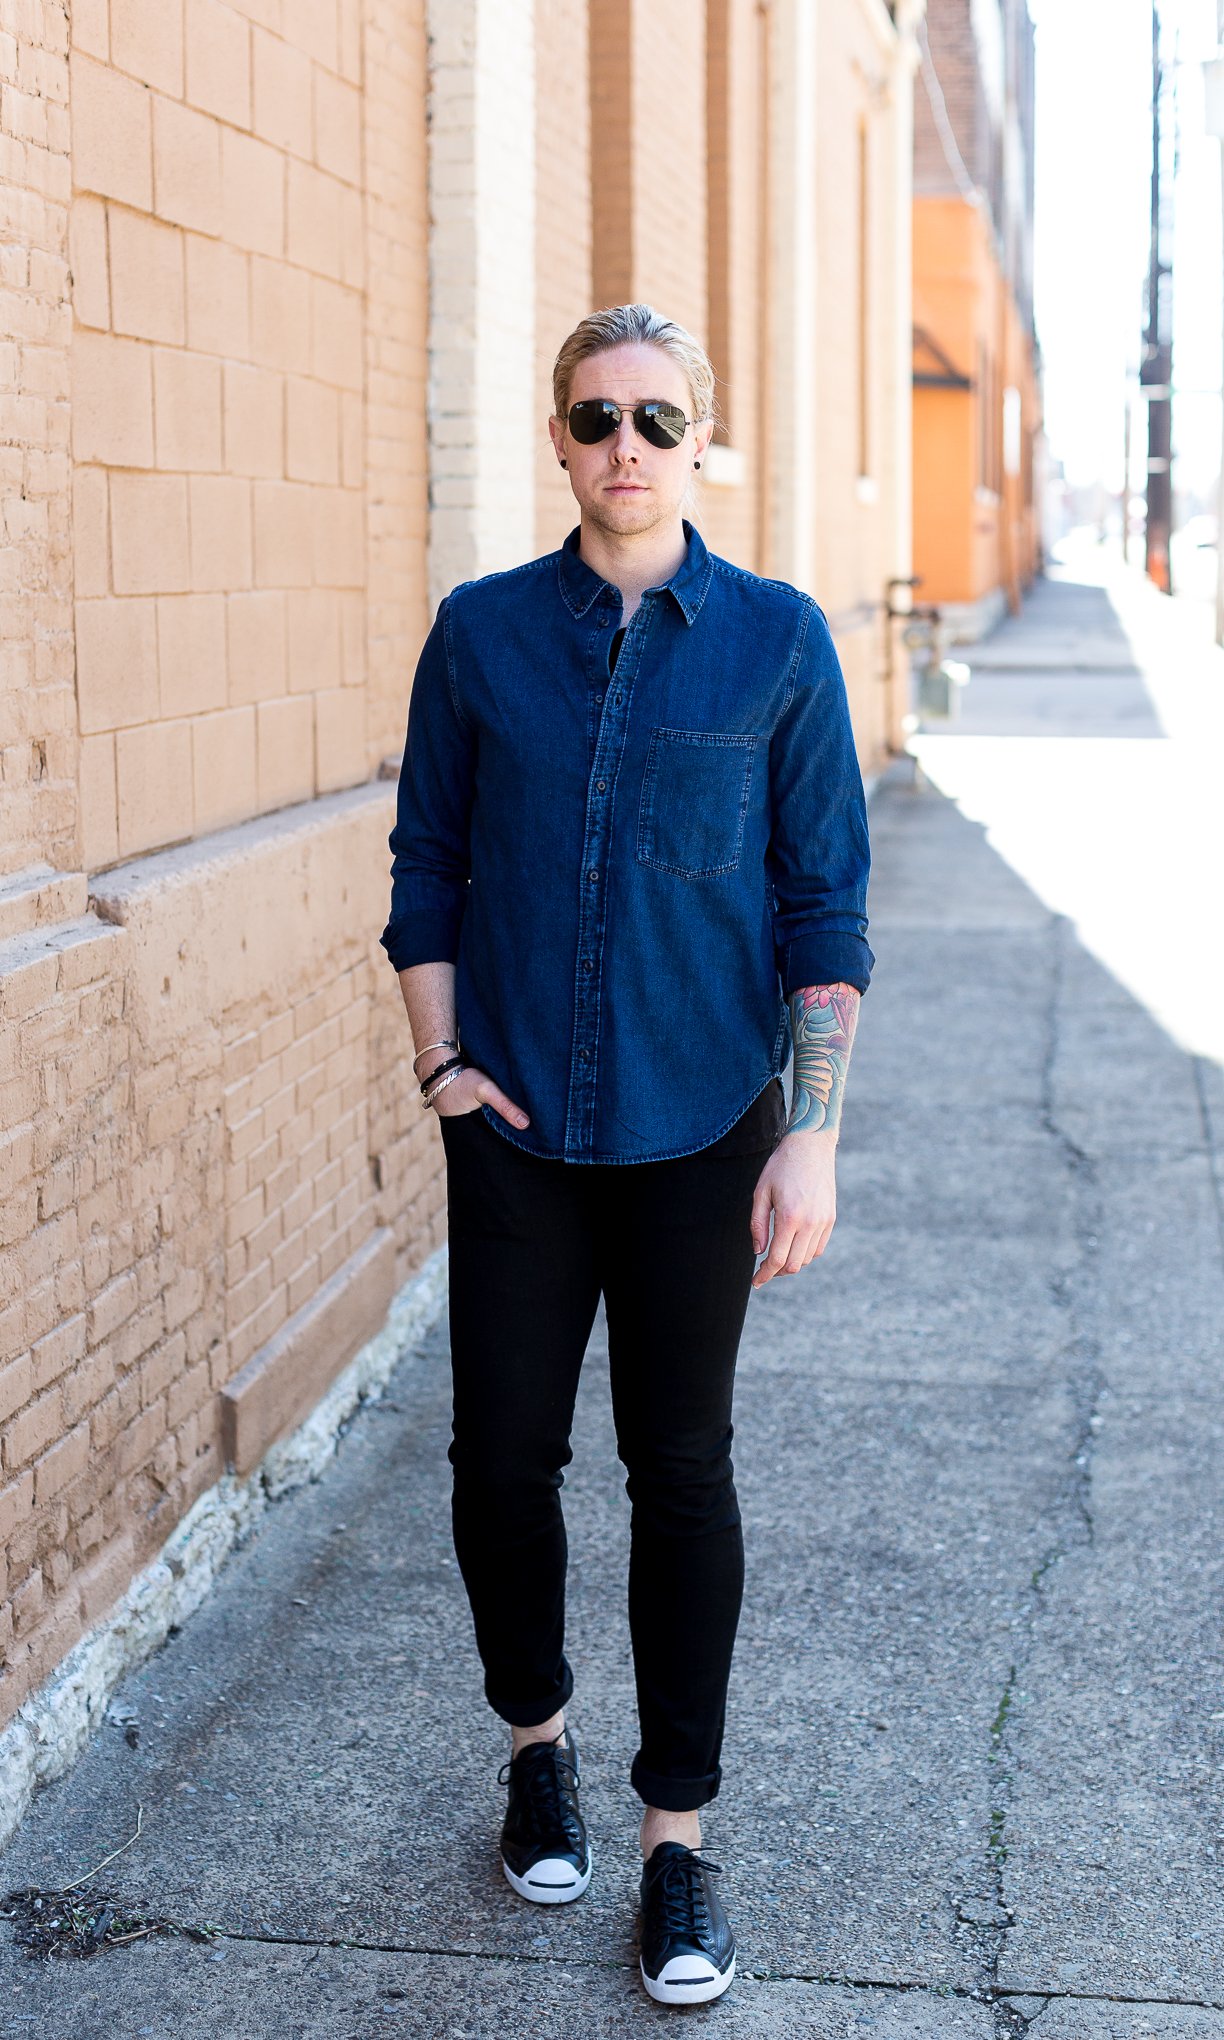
[636,728,758,878]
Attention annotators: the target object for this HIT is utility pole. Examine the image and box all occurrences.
[1142,0,1174,594]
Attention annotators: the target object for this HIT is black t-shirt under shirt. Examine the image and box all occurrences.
[609,625,626,672]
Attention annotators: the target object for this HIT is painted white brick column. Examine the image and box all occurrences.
[761,0,817,593]
[890,0,922,598]
[885,0,923,749]
[426,0,537,613]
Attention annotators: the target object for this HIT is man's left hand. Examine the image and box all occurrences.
[749,1128,838,1288]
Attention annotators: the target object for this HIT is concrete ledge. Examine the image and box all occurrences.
[221,1228,398,1476]
[0,864,89,944]
[0,912,127,1016]
[0,1246,446,1853]
[88,781,392,908]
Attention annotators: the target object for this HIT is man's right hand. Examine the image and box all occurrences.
[430,1064,530,1129]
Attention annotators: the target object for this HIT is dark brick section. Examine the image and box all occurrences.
[916,0,1036,332]
[915,0,991,197]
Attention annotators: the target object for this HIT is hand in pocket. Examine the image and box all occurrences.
[433,1066,530,1128]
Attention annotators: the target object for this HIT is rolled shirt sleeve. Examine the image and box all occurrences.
[378,597,476,972]
[766,599,875,997]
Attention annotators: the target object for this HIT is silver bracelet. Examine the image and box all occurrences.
[413,1036,458,1072]
[421,1065,464,1109]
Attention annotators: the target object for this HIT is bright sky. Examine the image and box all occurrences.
[1031,0,1223,499]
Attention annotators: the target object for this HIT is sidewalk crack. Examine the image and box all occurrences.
[1191,1056,1224,1267]
[199,1930,1224,2011]
[963,913,1108,2035]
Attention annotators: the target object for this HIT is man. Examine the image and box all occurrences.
[380,302,872,2007]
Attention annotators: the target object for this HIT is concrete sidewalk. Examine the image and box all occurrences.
[3,554,1223,2037]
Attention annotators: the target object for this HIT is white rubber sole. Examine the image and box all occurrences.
[640,1950,736,2005]
[501,1849,593,1905]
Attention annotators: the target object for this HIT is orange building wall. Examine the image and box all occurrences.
[912,194,1040,621]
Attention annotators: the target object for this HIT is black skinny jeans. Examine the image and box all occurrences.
[437,1078,786,1813]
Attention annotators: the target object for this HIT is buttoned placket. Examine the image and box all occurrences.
[563,592,648,1156]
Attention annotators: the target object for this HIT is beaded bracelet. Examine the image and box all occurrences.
[418,1054,465,1095]
[421,1065,465,1109]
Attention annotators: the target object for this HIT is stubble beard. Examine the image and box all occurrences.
[584,488,673,540]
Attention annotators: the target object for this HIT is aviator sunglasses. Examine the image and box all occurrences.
[567,398,693,450]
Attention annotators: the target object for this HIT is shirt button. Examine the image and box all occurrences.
[583,958,593,971]
[597,614,609,627]
[578,1047,589,1061]
[594,692,604,704]
[596,778,606,792]
[588,869,598,883]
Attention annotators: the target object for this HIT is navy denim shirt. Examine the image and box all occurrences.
[379,519,873,1163]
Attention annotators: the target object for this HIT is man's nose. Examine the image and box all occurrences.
[610,416,640,458]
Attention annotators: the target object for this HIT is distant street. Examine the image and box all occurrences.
[2,544,1222,2037]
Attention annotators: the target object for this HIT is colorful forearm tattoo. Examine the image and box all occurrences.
[788,982,861,1135]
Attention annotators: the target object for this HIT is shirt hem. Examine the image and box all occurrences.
[477,1072,785,1165]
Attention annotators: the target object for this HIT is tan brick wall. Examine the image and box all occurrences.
[364,0,429,765]
[0,2,76,886]
[1,0,439,1735]
[0,789,442,1729]
[0,909,206,1714]
[588,0,631,309]
[222,970,377,1373]
[68,0,370,870]
[628,1,706,341]
[589,0,706,340]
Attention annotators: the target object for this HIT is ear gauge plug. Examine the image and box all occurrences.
[694,458,702,469]
[560,458,568,468]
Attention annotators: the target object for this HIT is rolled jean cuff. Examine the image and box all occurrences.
[486,1655,574,1730]
[631,1753,722,1812]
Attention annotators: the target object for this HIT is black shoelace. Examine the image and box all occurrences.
[648,1851,723,1938]
[498,1741,579,1845]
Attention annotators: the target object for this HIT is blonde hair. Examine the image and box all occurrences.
[551,303,719,428]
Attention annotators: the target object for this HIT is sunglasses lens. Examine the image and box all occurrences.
[567,400,689,449]
[640,403,688,449]
[568,400,618,444]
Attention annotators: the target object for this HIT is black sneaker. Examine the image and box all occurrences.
[496,1731,592,1904]
[638,1841,736,2004]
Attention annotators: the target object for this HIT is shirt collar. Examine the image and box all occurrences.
[556,518,713,626]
